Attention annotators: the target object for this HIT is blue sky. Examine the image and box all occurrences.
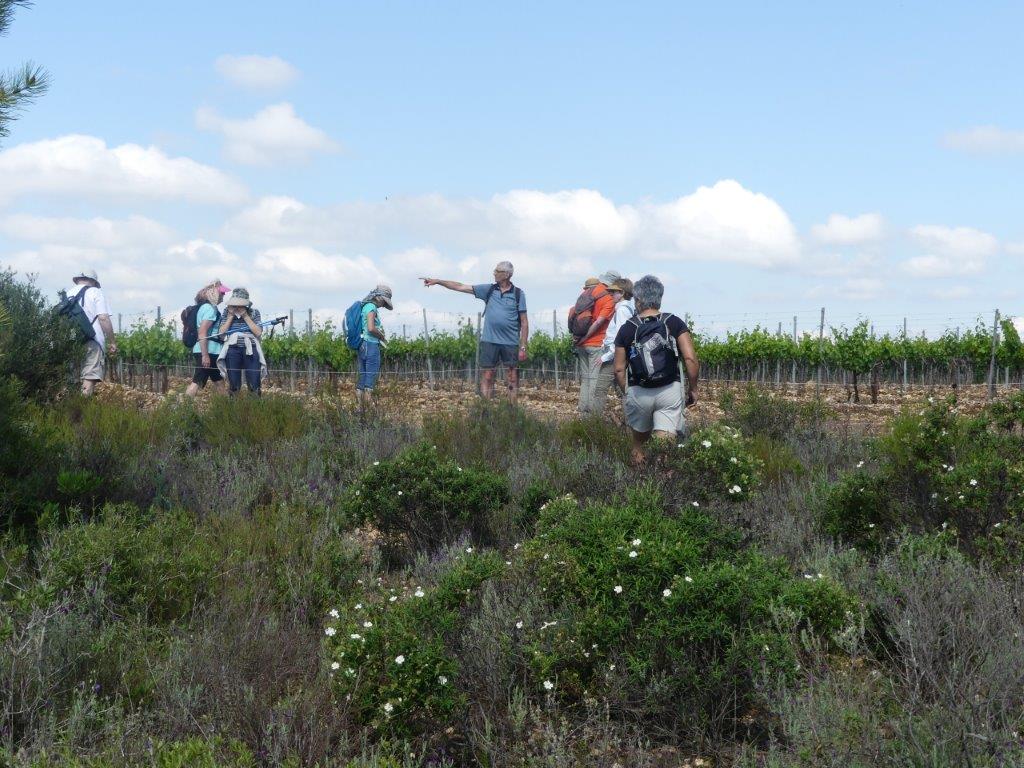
[1,1,1021,338]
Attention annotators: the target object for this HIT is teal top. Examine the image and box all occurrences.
[360,302,381,344]
[192,303,223,355]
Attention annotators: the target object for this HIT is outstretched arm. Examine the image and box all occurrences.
[421,277,474,294]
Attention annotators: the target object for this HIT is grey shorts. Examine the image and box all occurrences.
[480,341,518,369]
[624,381,684,435]
[81,340,106,381]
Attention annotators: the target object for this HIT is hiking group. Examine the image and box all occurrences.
[59,261,699,462]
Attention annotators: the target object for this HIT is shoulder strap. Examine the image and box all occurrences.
[75,285,91,305]
[483,283,498,306]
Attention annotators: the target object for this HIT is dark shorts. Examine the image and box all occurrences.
[480,341,518,370]
[192,352,223,385]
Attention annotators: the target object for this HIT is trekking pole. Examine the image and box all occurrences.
[196,316,287,343]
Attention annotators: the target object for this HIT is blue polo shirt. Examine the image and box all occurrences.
[472,283,527,346]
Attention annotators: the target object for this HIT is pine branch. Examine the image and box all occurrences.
[0,1,33,37]
[0,61,48,138]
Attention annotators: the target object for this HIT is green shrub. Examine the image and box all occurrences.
[325,550,505,740]
[342,443,510,559]
[515,486,856,735]
[0,269,82,401]
[654,422,762,502]
[36,504,216,623]
[556,415,630,462]
[820,471,893,552]
[422,401,553,469]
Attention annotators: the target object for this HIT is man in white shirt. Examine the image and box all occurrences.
[66,269,117,396]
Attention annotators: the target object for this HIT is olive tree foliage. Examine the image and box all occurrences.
[0,0,48,142]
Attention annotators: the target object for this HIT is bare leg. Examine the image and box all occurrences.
[481,369,496,399]
[185,382,200,397]
[81,379,97,397]
[630,429,651,466]
[506,366,519,405]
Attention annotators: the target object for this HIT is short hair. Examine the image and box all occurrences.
[495,260,514,275]
[632,275,663,311]
[614,277,634,301]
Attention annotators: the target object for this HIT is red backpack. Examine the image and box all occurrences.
[567,285,608,342]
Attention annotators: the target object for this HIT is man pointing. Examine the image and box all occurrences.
[421,260,528,404]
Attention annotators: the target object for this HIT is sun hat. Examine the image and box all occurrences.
[368,284,393,310]
[226,287,252,308]
[73,269,101,287]
[610,277,634,299]
[213,280,231,294]
[598,270,621,286]
[584,277,600,288]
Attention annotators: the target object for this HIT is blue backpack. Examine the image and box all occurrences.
[344,300,366,349]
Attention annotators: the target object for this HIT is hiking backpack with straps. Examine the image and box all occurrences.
[482,284,524,330]
[181,303,221,349]
[343,300,368,350]
[55,286,97,342]
[626,313,679,387]
[567,284,608,341]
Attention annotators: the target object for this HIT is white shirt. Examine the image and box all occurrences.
[66,285,112,346]
[601,299,635,363]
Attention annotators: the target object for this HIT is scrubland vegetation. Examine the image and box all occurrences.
[2,272,1024,766]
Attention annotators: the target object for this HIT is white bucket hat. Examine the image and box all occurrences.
[73,269,101,287]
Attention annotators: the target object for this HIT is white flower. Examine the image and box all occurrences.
[543,680,554,691]
[383,701,393,715]
[330,661,340,671]
[465,546,474,553]
[328,608,339,619]
[728,484,742,494]
[613,585,623,594]
[414,588,425,598]
[397,490,403,496]
[438,675,448,685]
[354,603,363,610]
[324,626,337,637]
[628,550,638,558]
[684,575,693,583]
[389,595,398,602]
[349,633,362,640]
[662,588,672,598]
[632,538,642,546]
[730,456,738,464]
[515,620,524,629]
[701,440,712,448]
[543,553,549,560]
[969,479,978,487]
[514,543,521,550]
[608,664,616,671]
[691,501,700,507]
[363,621,373,628]
[373,461,380,466]
[856,460,864,468]
[868,523,876,529]
[395,655,405,665]
[505,560,512,565]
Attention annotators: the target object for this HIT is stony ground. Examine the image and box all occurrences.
[96,374,1017,434]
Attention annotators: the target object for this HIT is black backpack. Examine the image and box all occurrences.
[55,286,97,343]
[181,302,220,349]
[482,284,524,330]
[626,313,678,387]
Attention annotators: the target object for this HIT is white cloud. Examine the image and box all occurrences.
[942,126,1024,154]
[0,214,175,249]
[647,180,800,267]
[928,286,974,300]
[215,54,299,90]
[836,278,884,301]
[810,213,885,245]
[909,224,998,259]
[223,180,798,269]
[252,246,383,291]
[901,254,984,278]
[1006,241,1024,256]
[0,134,248,206]
[804,251,880,278]
[196,103,339,166]
[384,246,453,277]
[491,189,637,252]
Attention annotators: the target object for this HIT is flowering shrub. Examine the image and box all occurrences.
[655,422,762,502]
[324,550,505,739]
[517,486,856,733]
[824,397,1024,557]
[342,443,509,559]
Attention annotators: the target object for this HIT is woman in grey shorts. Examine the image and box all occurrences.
[613,275,699,465]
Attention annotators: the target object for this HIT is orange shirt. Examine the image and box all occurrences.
[579,286,616,347]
